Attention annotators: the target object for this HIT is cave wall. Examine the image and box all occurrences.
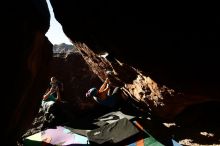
[3,0,52,145]
[50,0,219,96]
[2,0,219,145]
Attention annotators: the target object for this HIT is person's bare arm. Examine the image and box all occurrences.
[99,78,110,92]
[43,88,52,100]
[56,88,61,102]
[98,78,110,100]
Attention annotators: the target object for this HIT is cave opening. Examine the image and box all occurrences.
[45,0,73,47]
[13,1,219,146]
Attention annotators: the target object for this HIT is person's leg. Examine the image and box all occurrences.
[56,90,61,102]
[103,87,119,100]
[45,101,55,113]
[40,101,47,114]
[110,87,124,108]
[111,87,120,96]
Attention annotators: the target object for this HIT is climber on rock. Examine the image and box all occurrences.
[86,76,151,117]
[85,77,126,109]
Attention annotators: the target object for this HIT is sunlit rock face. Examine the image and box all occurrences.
[43,41,220,122]
[50,0,219,97]
[69,43,220,121]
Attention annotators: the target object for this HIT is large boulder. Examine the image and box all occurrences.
[3,0,52,145]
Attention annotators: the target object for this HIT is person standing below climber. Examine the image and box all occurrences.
[86,77,123,108]
[42,77,63,115]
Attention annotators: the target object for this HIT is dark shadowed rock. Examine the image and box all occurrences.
[48,49,103,114]
[3,0,52,145]
[50,0,220,98]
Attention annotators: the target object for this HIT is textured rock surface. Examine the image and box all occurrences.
[73,43,220,121]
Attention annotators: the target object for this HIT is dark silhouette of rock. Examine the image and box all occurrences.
[48,51,103,114]
[3,0,52,145]
[50,0,219,97]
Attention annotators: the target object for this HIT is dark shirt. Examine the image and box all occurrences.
[49,81,63,97]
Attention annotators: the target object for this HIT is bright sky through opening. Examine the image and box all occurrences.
[45,0,72,45]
